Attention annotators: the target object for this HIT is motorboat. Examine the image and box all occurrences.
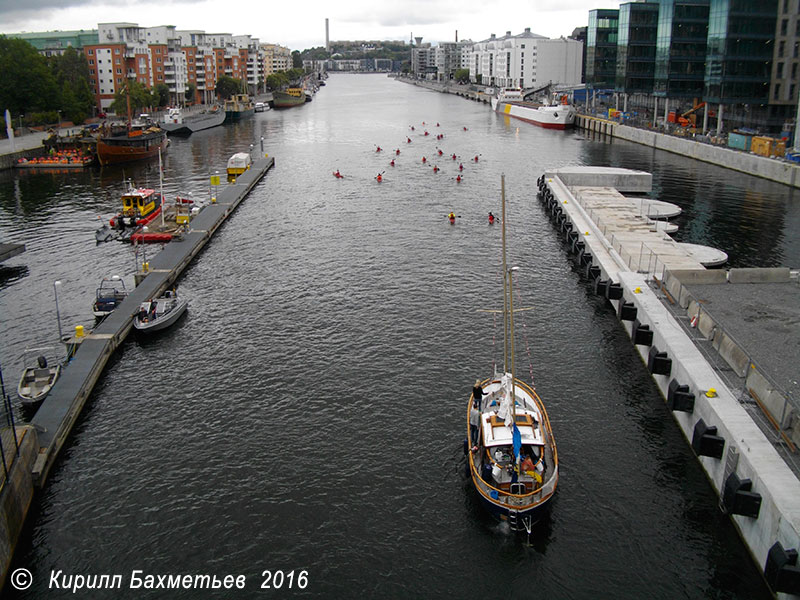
[465,175,559,533]
[92,275,128,318]
[17,348,62,407]
[133,289,188,333]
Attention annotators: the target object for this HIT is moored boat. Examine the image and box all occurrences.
[491,88,576,130]
[272,88,306,109]
[96,121,168,166]
[161,106,226,135]
[134,289,188,333]
[108,183,163,230]
[17,348,62,407]
[466,176,558,532]
[224,94,255,121]
[92,275,128,318]
[227,152,252,182]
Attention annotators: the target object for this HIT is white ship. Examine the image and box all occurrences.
[491,88,576,130]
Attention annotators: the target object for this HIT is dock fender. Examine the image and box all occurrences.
[571,239,585,256]
[618,301,637,321]
[764,541,800,595]
[632,320,653,346]
[722,471,762,518]
[594,278,609,296]
[647,346,672,376]
[606,282,624,300]
[565,229,579,246]
[587,265,601,283]
[667,379,695,412]
[691,418,725,459]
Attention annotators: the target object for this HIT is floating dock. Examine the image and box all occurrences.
[30,156,274,486]
[537,167,800,598]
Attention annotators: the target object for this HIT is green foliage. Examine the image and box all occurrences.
[285,68,305,83]
[109,79,156,116]
[0,36,60,116]
[185,82,197,103]
[454,68,470,84]
[50,47,95,124]
[215,75,243,99]
[291,50,302,69]
[265,73,288,91]
[154,83,170,107]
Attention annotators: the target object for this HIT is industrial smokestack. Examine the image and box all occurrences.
[325,18,329,52]
[455,30,458,42]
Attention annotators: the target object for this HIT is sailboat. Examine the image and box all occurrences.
[466,175,559,532]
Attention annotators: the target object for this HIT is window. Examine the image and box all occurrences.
[116,68,122,74]
[114,48,119,54]
[89,59,94,65]
[791,84,796,99]
[781,19,788,35]
[775,83,781,99]
[778,62,785,77]
[780,41,785,57]
[793,63,798,78]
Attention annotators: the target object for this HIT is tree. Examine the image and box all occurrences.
[50,47,95,124]
[154,83,170,107]
[109,79,155,116]
[0,36,59,117]
[291,50,302,69]
[265,73,289,91]
[185,82,196,104]
[454,69,470,84]
[215,75,243,99]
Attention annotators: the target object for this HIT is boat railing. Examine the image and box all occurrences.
[470,452,555,509]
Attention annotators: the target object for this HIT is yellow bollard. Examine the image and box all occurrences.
[75,325,85,338]
[143,262,149,273]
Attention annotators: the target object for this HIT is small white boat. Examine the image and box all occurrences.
[17,348,62,406]
[133,290,188,333]
[92,275,128,318]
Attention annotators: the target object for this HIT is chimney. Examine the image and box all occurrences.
[455,30,458,43]
[506,31,511,37]
[525,28,531,34]
[490,33,496,40]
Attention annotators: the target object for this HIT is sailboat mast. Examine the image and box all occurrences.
[508,265,518,422]
[159,149,165,228]
[501,174,509,374]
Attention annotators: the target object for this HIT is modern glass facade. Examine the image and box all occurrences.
[653,0,710,98]
[616,2,660,93]
[587,9,620,88]
[704,0,777,103]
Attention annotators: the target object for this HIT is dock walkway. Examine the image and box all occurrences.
[538,166,800,597]
[30,156,274,486]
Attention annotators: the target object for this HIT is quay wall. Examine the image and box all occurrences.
[576,115,800,189]
[0,147,45,172]
[539,170,800,599]
[0,427,38,592]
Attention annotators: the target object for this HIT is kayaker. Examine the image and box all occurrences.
[488,212,495,224]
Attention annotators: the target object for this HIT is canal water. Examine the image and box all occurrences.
[1,74,797,599]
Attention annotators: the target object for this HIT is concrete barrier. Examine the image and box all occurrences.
[577,115,800,188]
[729,268,792,284]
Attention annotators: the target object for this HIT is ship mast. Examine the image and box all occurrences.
[501,175,509,374]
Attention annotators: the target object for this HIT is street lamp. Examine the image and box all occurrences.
[56,110,62,133]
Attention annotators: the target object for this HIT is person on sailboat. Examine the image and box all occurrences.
[472,379,485,410]
[470,404,481,446]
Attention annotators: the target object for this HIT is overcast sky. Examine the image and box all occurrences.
[0,0,621,51]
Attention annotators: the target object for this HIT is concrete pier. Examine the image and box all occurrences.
[29,156,275,487]
[538,167,800,599]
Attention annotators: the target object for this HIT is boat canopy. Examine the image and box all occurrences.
[227,153,252,170]
[482,410,544,447]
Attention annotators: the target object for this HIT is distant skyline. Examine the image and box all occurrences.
[0,0,621,51]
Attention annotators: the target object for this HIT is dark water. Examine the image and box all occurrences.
[1,74,796,599]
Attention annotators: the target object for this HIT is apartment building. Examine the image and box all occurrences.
[469,28,583,90]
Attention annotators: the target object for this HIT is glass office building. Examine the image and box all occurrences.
[704,0,777,104]
[653,0,710,98]
[587,9,620,89]
[616,2,660,93]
